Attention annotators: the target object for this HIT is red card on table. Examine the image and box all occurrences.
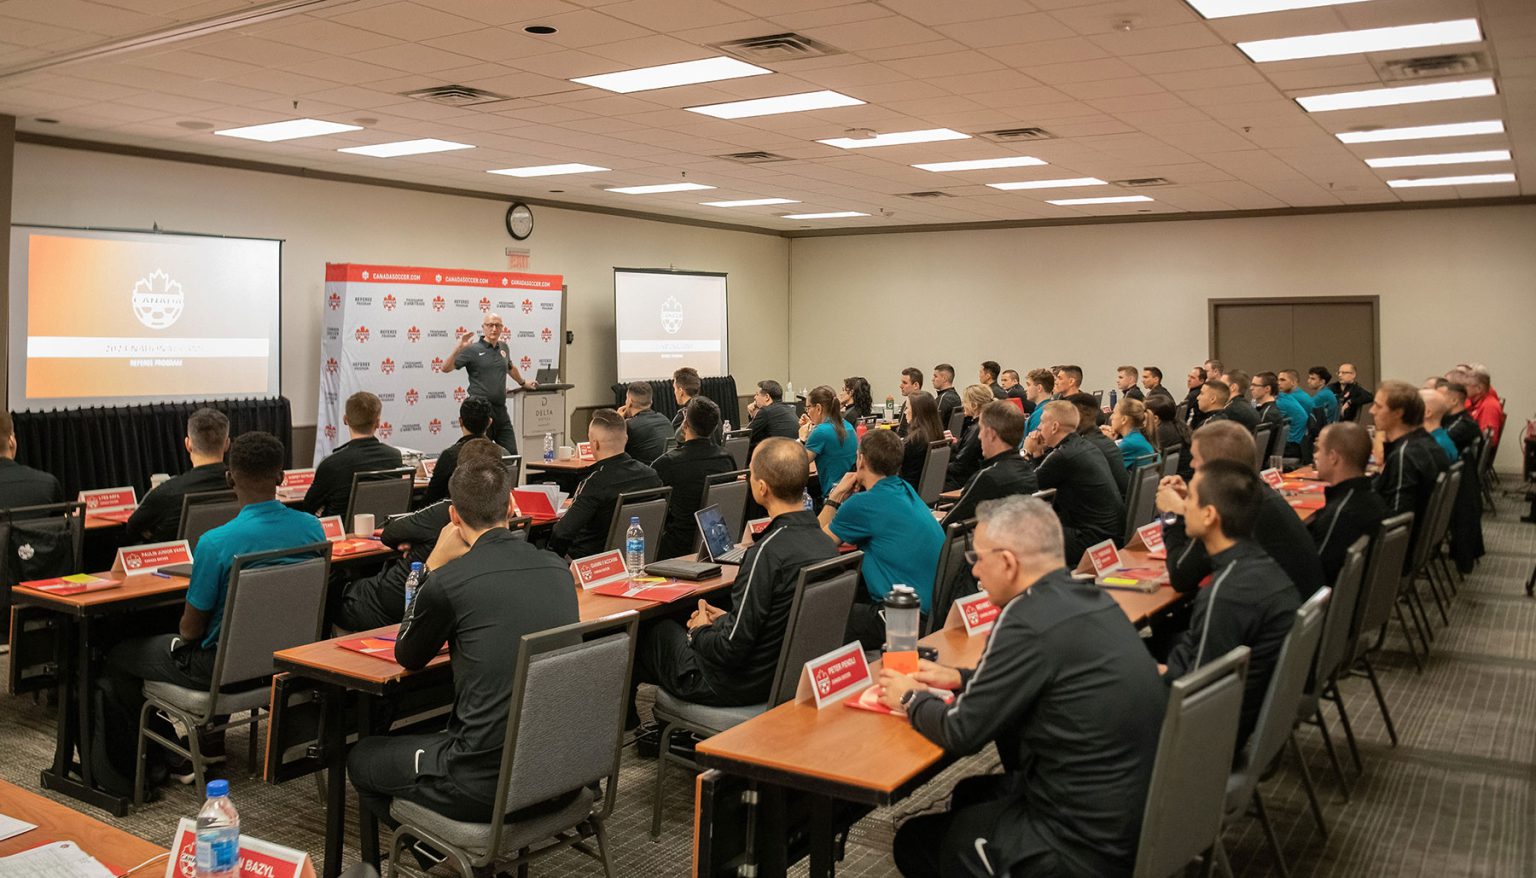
[331,538,382,556]
[336,635,446,662]
[844,684,954,716]
[590,579,696,602]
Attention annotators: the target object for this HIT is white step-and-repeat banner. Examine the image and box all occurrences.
[316,263,564,461]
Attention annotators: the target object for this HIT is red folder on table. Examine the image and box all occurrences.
[590,578,696,602]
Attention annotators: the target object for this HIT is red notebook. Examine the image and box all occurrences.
[337,633,448,663]
[331,538,382,556]
[590,578,696,602]
[92,508,136,523]
[1288,496,1326,511]
[22,574,121,595]
[844,684,954,716]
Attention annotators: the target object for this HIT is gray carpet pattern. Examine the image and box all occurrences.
[2,493,1533,877]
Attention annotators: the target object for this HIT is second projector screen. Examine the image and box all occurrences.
[614,269,727,381]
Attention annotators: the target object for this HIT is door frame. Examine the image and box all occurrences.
[1208,295,1381,386]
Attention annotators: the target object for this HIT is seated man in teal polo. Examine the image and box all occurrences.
[98,432,326,792]
[819,428,944,649]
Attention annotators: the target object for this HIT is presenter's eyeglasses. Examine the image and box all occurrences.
[483,320,504,328]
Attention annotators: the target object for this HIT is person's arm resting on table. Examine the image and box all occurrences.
[895,639,1047,754]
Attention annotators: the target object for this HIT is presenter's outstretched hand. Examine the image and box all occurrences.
[457,330,477,347]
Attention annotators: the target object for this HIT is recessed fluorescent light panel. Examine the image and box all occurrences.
[1298,78,1496,112]
[782,211,869,219]
[572,56,770,94]
[1365,150,1511,168]
[1186,0,1373,19]
[913,156,1047,172]
[1238,19,1483,63]
[1386,173,1515,188]
[1337,120,1503,143]
[606,183,716,195]
[988,177,1106,191]
[488,163,610,177]
[817,128,970,149]
[702,198,800,207]
[214,118,362,142]
[1047,196,1154,206]
[338,139,473,157]
[687,90,863,119]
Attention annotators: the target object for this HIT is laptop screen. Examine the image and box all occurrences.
[694,504,734,560]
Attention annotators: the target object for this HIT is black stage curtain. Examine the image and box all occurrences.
[10,398,293,498]
[610,376,739,422]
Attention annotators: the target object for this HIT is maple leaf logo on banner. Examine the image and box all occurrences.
[324,358,338,375]
[405,388,419,406]
[540,327,552,343]
[432,357,446,371]
[432,295,445,312]
[383,294,397,311]
[479,297,491,312]
[519,355,532,372]
[328,292,341,310]
[355,326,370,343]
[453,386,467,403]
[380,358,395,375]
[428,418,442,435]
[521,298,533,315]
[324,425,337,441]
[406,326,421,343]
[378,421,392,439]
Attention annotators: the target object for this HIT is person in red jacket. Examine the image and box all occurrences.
[1465,368,1505,447]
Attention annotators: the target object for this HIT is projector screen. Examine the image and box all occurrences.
[7,226,282,411]
[614,268,728,381]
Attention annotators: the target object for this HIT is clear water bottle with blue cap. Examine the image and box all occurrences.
[625,516,645,577]
[802,488,814,512]
[543,432,555,462]
[195,779,240,878]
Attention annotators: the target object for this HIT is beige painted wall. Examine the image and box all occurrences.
[789,205,1536,470]
[8,143,790,436]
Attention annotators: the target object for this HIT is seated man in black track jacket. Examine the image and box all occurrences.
[1309,423,1389,585]
[745,380,799,459]
[1156,420,1325,601]
[878,495,1165,878]
[942,401,1037,528]
[1023,401,1123,563]
[548,409,663,559]
[1371,380,1449,550]
[633,438,836,718]
[126,407,230,544]
[422,397,492,505]
[619,381,676,465]
[652,398,737,560]
[1065,393,1127,498]
[302,391,404,518]
[347,457,579,833]
[1163,460,1300,746]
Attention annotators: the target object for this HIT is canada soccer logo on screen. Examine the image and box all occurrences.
[328,291,342,310]
[479,297,491,312]
[405,388,419,406]
[428,418,442,435]
[406,326,421,343]
[378,421,392,439]
[380,358,395,375]
[540,327,552,343]
[660,296,683,334]
[382,294,397,311]
[521,298,533,315]
[355,326,370,343]
[131,269,185,330]
[453,386,467,403]
[432,295,445,312]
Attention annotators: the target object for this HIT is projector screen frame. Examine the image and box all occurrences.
[612,266,729,383]
[7,223,285,412]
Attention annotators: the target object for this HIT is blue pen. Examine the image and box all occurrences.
[152,570,172,579]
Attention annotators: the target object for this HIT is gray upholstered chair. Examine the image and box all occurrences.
[1160,446,1183,479]
[176,489,239,552]
[1222,587,1331,877]
[602,486,671,564]
[917,441,952,507]
[386,615,639,878]
[500,454,522,489]
[692,471,749,556]
[924,518,978,636]
[1297,537,1370,794]
[723,430,751,470]
[1347,513,1414,739]
[1132,645,1250,878]
[1121,461,1162,545]
[1,501,85,693]
[345,467,416,526]
[649,552,862,839]
[1253,424,1276,471]
[133,541,331,803]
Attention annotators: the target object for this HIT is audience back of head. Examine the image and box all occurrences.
[187,407,230,456]
[980,399,1026,447]
[346,392,382,434]
[449,454,512,529]
[750,437,810,503]
[859,428,903,477]
[1192,420,1255,469]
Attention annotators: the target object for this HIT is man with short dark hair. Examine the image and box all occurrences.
[900,367,924,396]
[349,455,579,832]
[619,381,674,465]
[1054,365,1084,398]
[1306,367,1340,425]
[1066,393,1128,498]
[652,398,737,560]
[303,392,403,518]
[1116,365,1144,402]
[548,409,662,559]
[1195,379,1235,427]
[1184,366,1210,430]
[979,361,1006,399]
[746,379,799,459]
[1024,369,1054,434]
[1371,380,1448,546]
[943,401,1038,527]
[0,412,64,509]
[669,366,723,446]
[1142,366,1174,403]
[126,407,231,543]
[1269,372,1309,459]
[822,429,944,649]
[997,369,1031,411]
[1023,401,1123,562]
[1309,423,1389,584]
[1216,371,1260,432]
[933,364,962,426]
[1439,382,1480,452]
[1163,459,1300,745]
[1248,372,1289,440]
[424,396,492,504]
[1278,369,1315,424]
[1330,363,1373,422]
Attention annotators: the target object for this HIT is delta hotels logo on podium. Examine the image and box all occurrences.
[315,263,564,462]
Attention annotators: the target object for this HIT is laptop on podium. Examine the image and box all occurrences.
[695,504,748,565]
[534,367,573,391]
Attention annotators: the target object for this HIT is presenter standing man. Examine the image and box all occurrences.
[441,313,536,455]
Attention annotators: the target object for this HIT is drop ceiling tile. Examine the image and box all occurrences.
[25,74,140,101]
[1088,91,1191,116]
[878,0,1043,27]
[968,85,1075,109]
[452,70,576,99]
[601,0,751,31]
[286,55,408,85]
[1178,82,1282,107]
[861,40,972,62]
[1148,121,1253,153]
[1122,45,1249,75]
[798,16,939,52]
[1056,75,1165,100]
[762,3,896,30]
[254,18,403,54]
[1086,23,1225,57]
[420,29,565,63]
[1149,66,1266,93]
[112,90,223,113]
[932,13,1077,49]
[349,43,484,75]
[1259,61,1383,93]
[299,84,411,109]
[497,48,615,79]
[332,3,489,42]
[1019,56,1143,84]
[882,50,1007,79]
[507,8,652,47]
[1047,0,1200,36]
[403,0,576,26]
[981,35,1109,67]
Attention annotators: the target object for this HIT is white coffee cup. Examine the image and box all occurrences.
[149,472,171,490]
[558,445,575,460]
[353,513,375,537]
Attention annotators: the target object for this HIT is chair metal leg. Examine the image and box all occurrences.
[1251,790,1291,878]
[516,847,529,878]
[1212,839,1234,878]
[591,815,616,878]
[188,724,207,801]
[1326,680,1363,774]
[1290,733,1329,839]
[1359,656,1399,746]
[1394,603,1425,671]
[1311,710,1349,800]
[133,700,154,807]
[1420,569,1450,625]
[248,714,259,774]
[649,720,674,841]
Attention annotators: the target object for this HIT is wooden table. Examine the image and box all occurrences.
[272,560,738,878]
[0,779,164,870]
[523,456,597,493]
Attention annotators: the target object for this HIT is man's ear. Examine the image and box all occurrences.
[449,505,462,527]
[184,436,193,456]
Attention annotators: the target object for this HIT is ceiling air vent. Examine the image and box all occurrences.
[710,33,844,63]
[900,191,957,199]
[1112,177,1173,188]
[977,127,1055,143]
[399,85,512,107]
[716,151,795,164]
[1377,52,1490,81]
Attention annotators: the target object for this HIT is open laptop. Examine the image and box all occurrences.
[695,503,748,565]
[534,367,573,391]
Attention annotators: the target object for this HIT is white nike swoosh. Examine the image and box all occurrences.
[414,748,425,774]
[973,838,994,875]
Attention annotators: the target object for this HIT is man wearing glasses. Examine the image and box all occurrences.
[441,313,536,455]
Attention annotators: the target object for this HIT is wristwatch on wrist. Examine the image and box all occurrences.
[900,688,920,709]
[826,498,842,510]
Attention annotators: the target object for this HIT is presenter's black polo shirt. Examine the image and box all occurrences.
[453,338,512,406]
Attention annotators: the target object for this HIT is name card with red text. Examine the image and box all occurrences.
[1085,539,1124,577]
[1259,467,1284,489]
[797,642,873,709]
[571,550,630,590]
[419,457,439,478]
[79,486,137,514]
[281,468,316,492]
[945,591,1000,636]
[113,540,193,575]
[577,441,595,461]
[318,516,346,541]
[743,517,771,544]
[1136,521,1166,555]
[166,817,315,878]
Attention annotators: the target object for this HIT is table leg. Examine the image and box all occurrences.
[754,782,788,878]
[806,795,836,878]
[47,616,77,780]
[356,693,380,870]
[321,686,347,878]
[75,616,95,791]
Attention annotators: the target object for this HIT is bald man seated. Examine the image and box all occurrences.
[547,409,662,559]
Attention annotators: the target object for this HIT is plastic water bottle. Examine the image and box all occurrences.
[786,380,794,401]
[543,431,554,462]
[1109,388,1118,409]
[625,517,645,577]
[884,586,921,654]
[402,562,424,621]
[722,419,732,434]
[802,488,814,512]
[195,780,240,878]
[884,395,895,420]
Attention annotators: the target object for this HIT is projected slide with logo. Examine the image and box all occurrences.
[8,227,281,410]
[614,268,728,381]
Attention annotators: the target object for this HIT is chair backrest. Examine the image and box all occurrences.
[925,519,979,636]
[1407,470,1450,573]
[723,431,751,470]
[491,615,638,854]
[344,467,415,525]
[946,410,965,439]
[500,454,522,488]
[1315,536,1369,687]
[1175,402,1189,424]
[768,553,863,706]
[1349,512,1414,664]
[1092,389,1104,406]
[603,486,672,563]
[1428,461,1462,549]
[1133,646,1251,878]
[177,490,240,552]
[694,471,750,554]
[1234,588,1330,797]
[1268,421,1288,460]
[209,542,332,709]
[1160,446,1183,479]
[0,502,86,589]
[916,440,952,506]
[1121,462,1162,545]
[1253,424,1275,470]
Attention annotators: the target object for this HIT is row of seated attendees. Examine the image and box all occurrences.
[0,351,1511,876]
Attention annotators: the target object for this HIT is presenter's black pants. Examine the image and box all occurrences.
[489,403,519,457]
